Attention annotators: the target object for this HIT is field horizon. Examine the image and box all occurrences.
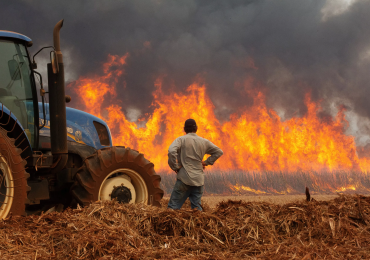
[163,194,363,208]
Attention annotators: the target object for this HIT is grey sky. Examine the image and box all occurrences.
[1,0,370,144]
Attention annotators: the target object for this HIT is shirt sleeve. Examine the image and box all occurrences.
[204,140,223,166]
[168,137,182,171]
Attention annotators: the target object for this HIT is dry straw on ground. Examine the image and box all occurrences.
[0,194,369,259]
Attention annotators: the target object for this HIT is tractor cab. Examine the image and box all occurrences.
[0,32,37,148]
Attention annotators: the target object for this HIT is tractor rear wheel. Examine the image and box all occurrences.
[0,128,29,218]
[71,147,164,207]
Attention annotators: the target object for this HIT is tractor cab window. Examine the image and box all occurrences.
[0,39,35,146]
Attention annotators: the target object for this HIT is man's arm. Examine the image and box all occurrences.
[168,138,182,172]
[203,140,223,166]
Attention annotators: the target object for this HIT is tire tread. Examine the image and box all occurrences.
[71,146,163,207]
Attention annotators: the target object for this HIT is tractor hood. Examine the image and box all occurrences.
[37,103,112,150]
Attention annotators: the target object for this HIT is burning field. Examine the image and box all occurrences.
[1,194,369,259]
[67,54,370,195]
[2,1,370,259]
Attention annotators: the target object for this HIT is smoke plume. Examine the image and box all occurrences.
[2,0,370,144]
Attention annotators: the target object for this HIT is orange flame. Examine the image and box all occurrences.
[68,54,370,175]
[229,184,267,194]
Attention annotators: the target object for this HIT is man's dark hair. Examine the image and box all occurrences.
[184,119,197,133]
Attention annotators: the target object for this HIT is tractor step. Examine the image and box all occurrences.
[27,179,50,205]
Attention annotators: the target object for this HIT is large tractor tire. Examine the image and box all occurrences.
[71,147,164,207]
[0,128,29,218]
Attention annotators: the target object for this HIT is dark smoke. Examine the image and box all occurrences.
[1,0,370,141]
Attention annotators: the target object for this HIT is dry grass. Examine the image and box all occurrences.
[0,194,369,259]
[160,170,370,195]
[201,195,339,208]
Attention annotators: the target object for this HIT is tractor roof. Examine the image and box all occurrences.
[0,30,32,46]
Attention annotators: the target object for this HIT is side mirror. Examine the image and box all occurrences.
[50,51,59,74]
[32,46,55,71]
[8,60,21,80]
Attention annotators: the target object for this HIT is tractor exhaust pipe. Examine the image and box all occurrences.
[48,19,68,171]
[53,20,64,63]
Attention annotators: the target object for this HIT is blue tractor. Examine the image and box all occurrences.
[0,20,163,217]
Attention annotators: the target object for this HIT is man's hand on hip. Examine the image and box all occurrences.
[201,161,207,170]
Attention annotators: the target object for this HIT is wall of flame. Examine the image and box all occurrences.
[68,54,370,176]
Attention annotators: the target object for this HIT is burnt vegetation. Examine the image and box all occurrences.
[0,194,369,259]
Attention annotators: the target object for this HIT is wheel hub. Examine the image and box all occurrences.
[111,185,132,204]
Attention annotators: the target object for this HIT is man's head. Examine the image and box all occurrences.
[184,119,197,134]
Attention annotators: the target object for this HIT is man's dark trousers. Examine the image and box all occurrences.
[167,179,204,211]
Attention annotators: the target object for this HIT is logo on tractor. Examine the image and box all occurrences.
[75,130,82,141]
[67,127,73,134]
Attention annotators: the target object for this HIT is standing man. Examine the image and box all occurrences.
[167,119,223,211]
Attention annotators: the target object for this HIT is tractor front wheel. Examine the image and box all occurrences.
[71,147,164,207]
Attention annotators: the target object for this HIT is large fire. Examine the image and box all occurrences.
[68,54,370,194]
